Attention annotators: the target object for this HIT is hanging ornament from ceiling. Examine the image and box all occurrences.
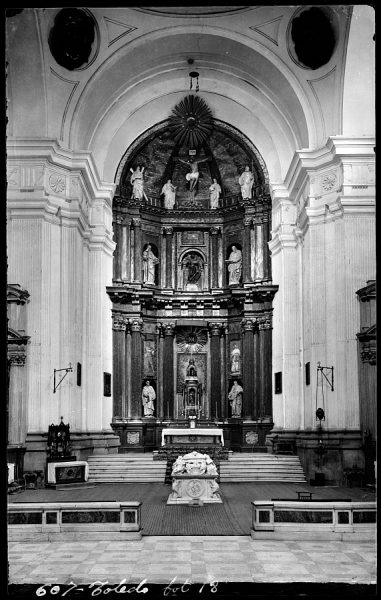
[168,95,213,148]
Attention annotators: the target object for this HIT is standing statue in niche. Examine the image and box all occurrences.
[142,380,156,417]
[184,253,202,285]
[238,165,255,200]
[230,343,241,374]
[161,179,177,209]
[228,380,243,418]
[226,246,242,285]
[186,358,198,378]
[142,244,159,285]
[209,178,222,209]
[130,166,146,201]
[178,156,210,192]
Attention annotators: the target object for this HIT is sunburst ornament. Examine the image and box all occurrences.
[168,95,213,148]
[176,327,208,354]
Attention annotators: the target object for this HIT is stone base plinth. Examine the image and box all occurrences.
[167,474,222,504]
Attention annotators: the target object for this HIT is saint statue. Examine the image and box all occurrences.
[230,343,241,374]
[238,165,255,200]
[228,380,243,418]
[142,380,156,417]
[226,246,242,285]
[130,166,146,201]
[186,358,197,378]
[178,156,210,192]
[161,179,177,209]
[209,178,222,209]
[142,244,159,285]
[184,253,202,284]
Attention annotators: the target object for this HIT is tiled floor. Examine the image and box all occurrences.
[8,536,377,585]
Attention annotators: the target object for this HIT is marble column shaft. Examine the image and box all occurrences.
[210,228,219,288]
[133,219,142,282]
[209,323,222,419]
[112,315,127,418]
[130,319,143,418]
[164,228,174,288]
[163,324,175,418]
[243,218,253,283]
[242,319,256,419]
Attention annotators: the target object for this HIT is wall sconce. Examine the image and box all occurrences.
[53,363,73,393]
[315,362,333,424]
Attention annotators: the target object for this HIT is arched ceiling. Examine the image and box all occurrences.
[70,29,310,183]
[7,7,366,186]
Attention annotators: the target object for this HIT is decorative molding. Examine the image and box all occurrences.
[209,226,220,236]
[250,16,283,46]
[7,284,30,305]
[50,68,80,142]
[103,16,137,47]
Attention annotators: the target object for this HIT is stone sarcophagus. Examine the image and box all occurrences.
[167,450,222,505]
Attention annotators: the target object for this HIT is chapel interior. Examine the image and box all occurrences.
[6,6,375,490]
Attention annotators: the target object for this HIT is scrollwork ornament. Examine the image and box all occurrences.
[49,173,66,194]
[129,318,144,333]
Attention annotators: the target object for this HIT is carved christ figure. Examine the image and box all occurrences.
[177,156,210,192]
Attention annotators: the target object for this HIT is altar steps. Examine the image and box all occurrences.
[219,454,307,483]
[87,453,306,484]
[87,454,167,483]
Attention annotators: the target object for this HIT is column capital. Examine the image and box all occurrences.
[258,317,272,330]
[162,226,174,236]
[163,322,176,337]
[241,318,256,333]
[244,217,253,227]
[209,226,221,235]
[129,318,144,333]
[132,218,141,229]
[208,322,224,336]
[112,313,129,331]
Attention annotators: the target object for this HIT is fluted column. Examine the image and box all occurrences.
[113,215,122,281]
[242,318,256,419]
[210,227,220,288]
[209,322,222,419]
[243,217,253,283]
[220,324,228,419]
[263,213,271,282]
[132,218,142,282]
[129,318,143,418]
[163,322,175,418]
[164,227,174,288]
[112,313,128,419]
[7,351,28,446]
